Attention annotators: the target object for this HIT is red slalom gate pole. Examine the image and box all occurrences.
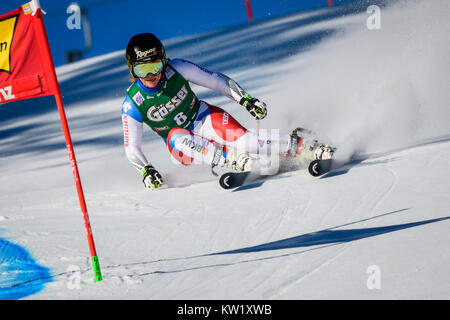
[53,93,103,282]
[32,5,102,282]
[245,0,253,22]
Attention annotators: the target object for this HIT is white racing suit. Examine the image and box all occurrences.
[122,59,292,173]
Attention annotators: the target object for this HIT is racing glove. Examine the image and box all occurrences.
[141,165,164,190]
[239,94,267,120]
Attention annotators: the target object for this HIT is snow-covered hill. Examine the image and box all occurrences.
[1,0,449,300]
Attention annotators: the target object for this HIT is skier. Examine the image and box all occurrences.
[122,33,333,190]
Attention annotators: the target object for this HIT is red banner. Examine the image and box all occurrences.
[0,2,103,281]
[0,4,58,104]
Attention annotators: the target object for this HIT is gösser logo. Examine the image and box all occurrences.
[147,85,189,122]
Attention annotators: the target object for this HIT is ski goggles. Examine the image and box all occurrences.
[133,60,164,77]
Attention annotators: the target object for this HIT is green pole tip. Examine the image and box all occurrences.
[91,256,103,282]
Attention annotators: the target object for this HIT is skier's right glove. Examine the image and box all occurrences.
[141,165,164,190]
[239,94,267,120]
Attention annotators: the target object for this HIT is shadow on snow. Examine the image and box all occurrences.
[6,208,449,284]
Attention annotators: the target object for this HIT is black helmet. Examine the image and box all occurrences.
[126,33,167,78]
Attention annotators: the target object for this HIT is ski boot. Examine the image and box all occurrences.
[211,144,252,172]
[287,127,335,163]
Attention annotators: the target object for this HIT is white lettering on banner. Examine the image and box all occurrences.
[0,85,15,102]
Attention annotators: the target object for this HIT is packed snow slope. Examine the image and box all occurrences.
[1,0,449,299]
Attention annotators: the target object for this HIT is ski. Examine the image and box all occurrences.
[308,159,334,177]
[219,159,335,189]
[219,159,336,189]
[219,171,272,189]
[219,171,251,189]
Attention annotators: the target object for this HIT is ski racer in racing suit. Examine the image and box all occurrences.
[122,33,332,190]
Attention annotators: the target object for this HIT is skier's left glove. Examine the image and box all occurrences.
[239,94,267,120]
[141,165,163,190]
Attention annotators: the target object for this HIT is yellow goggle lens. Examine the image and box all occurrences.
[133,60,164,77]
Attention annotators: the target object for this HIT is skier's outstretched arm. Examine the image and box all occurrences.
[122,99,163,190]
[122,113,148,170]
[168,59,267,120]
